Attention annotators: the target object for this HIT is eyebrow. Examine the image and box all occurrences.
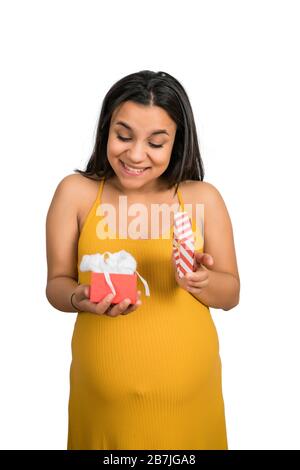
[114,120,169,136]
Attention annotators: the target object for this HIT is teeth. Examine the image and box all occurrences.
[122,161,147,173]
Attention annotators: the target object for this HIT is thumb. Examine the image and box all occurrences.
[84,285,90,298]
[77,284,90,300]
[194,252,214,267]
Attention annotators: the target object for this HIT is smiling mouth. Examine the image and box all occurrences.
[120,159,151,174]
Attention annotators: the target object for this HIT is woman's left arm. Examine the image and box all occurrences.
[174,182,240,311]
[187,259,240,310]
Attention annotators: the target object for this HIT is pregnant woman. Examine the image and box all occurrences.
[45,70,240,450]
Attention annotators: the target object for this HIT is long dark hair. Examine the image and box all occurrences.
[74,70,205,193]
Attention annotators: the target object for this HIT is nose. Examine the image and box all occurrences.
[125,141,149,165]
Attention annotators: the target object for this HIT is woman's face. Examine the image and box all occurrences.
[107,100,177,193]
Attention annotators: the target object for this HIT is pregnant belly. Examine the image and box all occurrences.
[70,304,221,405]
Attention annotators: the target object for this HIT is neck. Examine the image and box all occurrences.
[108,175,170,197]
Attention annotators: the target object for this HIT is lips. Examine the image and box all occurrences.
[121,160,150,171]
[119,159,151,175]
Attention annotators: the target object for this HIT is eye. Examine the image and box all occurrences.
[116,135,164,149]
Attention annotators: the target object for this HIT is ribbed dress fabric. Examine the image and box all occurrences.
[67,177,228,450]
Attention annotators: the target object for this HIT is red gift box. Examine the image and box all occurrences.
[90,272,137,304]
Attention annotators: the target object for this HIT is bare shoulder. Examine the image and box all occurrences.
[53,173,95,197]
[46,174,85,232]
[59,174,106,233]
[45,174,102,281]
[50,173,100,210]
[182,180,232,225]
[180,179,223,203]
[181,180,221,197]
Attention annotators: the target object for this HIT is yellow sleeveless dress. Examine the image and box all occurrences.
[67,177,228,450]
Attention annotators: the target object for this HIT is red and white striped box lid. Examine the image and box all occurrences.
[172,210,195,279]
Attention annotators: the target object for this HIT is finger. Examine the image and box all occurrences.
[185,271,209,287]
[185,271,208,284]
[186,279,209,292]
[71,285,95,313]
[94,293,116,315]
[82,284,91,299]
[108,297,132,317]
[76,284,90,302]
[121,291,142,314]
[121,299,142,315]
[175,271,185,286]
[121,290,142,305]
[186,285,202,294]
[186,279,204,289]
[196,253,214,267]
[104,290,142,316]
[120,296,140,313]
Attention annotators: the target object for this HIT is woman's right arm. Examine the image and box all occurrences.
[45,174,142,316]
[45,174,83,312]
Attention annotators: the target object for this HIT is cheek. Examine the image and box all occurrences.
[158,151,172,167]
[107,138,124,156]
[151,146,171,161]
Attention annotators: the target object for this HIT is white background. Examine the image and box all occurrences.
[0,0,299,450]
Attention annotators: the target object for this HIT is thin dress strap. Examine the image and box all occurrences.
[176,186,185,211]
[96,176,105,204]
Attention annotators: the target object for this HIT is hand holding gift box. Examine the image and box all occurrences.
[80,250,150,304]
[172,210,195,279]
